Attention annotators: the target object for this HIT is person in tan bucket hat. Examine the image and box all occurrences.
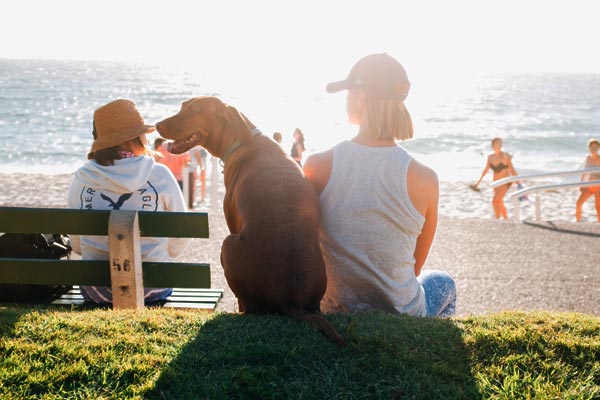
[87,99,156,160]
[68,99,189,304]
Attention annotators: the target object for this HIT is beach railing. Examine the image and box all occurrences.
[489,167,600,222]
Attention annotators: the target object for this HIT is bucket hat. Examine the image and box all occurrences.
[89,99,154,156]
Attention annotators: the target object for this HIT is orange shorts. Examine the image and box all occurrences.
[581,185,600,194]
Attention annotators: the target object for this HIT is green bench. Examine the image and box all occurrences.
[0,207,223,310]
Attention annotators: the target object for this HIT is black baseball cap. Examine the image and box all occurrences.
[326,53,410,101]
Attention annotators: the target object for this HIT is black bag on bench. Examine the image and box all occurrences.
[0,233,73,301]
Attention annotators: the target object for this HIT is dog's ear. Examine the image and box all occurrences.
[224,105,254,143]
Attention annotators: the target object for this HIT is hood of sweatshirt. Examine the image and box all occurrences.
[74,156,156,194]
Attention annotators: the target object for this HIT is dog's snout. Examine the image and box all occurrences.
[155,121,163,133]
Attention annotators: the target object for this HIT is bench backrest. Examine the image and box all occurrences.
[0,207,210,309]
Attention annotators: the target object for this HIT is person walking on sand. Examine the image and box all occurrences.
[290,128,305,166]
[470,137,518,219]
[304,53,455,318]
[67,99,189,304]
[576,138,600,222]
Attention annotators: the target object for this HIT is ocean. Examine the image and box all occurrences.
[1,58,599,182]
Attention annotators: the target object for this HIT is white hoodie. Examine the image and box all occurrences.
[67,156,189,303]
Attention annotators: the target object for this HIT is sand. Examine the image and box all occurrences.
[1,172,599,317]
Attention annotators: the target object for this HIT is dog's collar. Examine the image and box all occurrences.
[221,142,242,165]
[220,128,262,166]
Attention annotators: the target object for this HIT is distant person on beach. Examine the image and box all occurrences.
[304,53,456,317]
[67,99,188,304]
[154,137,190,192]
[290,128,306,166]
[576,138,600,222]
[272,131,283,144]
[187,146,208,207]
[470,137,518,219]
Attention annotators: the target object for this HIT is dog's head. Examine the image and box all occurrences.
[155,96,255,156]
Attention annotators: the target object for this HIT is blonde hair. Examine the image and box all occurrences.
[365,97,413,141]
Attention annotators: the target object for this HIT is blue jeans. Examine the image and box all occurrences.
[417,269,456,317]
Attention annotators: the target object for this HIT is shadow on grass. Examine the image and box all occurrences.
[145,312,480,399]
[0,305,26,338]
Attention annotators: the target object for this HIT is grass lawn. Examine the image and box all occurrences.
[0,307,598,399]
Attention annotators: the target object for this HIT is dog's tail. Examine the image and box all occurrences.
[281,306,346,347]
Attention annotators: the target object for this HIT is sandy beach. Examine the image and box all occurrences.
[1,171,599,317]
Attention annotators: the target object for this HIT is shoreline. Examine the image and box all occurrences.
[1,172,599,317]
[2,171,598,222]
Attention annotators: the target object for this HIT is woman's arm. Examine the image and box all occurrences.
[507,153,518,177]
[407,160,439,276]
[472,156,491,188]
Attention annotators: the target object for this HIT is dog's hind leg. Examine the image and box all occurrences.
[220,233,267,313]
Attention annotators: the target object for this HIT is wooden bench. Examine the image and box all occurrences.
[0,207,223,311]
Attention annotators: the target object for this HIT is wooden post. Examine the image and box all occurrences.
[108,210,144,310]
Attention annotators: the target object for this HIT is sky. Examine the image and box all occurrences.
[1,0,600,78]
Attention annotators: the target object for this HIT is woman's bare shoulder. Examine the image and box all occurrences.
[303,149,333,194]
[407,159,438,216]
[408,158,438,185]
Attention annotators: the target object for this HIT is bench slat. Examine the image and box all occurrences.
[139,212,209,238]
[161,302,218,309]
[48,287,222,310]
[143,262,211,288]
[0,208,110,235]
[165,296,222,303]
[0,208,209,238]
[0,259,110,285]
[0,259,211,288]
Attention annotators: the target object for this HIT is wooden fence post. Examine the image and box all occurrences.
[108,210,144,310]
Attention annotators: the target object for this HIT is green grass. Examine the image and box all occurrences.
[0,308,598,399]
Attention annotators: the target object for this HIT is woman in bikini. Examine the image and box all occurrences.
[470,137,518,219]
[575,138,600,222]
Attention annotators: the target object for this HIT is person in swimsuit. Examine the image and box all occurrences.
[290,128,306,166]
[575,138,600,222]
[470,137,518,219]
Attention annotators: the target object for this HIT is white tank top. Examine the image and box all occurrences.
[319,141,426,316]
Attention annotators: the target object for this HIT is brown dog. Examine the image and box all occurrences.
[155,96,344,345]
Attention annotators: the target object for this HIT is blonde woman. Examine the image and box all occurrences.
[576,138,600,222]
[470,137,518,219]
[304,53,455,317]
